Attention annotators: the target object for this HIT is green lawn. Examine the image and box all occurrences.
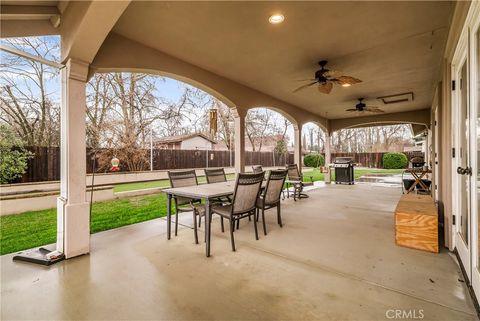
[302,168,404,182]
[0,167,404,256]
[113,174,236,192]
[0,194,168,255]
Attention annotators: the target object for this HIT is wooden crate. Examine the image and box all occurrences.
[395,194,438,253]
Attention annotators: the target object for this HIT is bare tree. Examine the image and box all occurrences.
[330,125,414,153]
[0,37,60,146]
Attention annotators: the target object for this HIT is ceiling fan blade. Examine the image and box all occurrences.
[293,81,317,93]
[345,108,359,112]
[324,70,342,78]
[296,78,316,82]
[365,107,384,113]
[336,75,362,85]
[318,82,333,94]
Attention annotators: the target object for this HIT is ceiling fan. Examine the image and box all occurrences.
[293,60,362,94]
[346,98,384,113]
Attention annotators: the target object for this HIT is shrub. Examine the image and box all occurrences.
[383,152,408,169]
[303,153,325,168]
[274,140,288,154]
[0,125,34,184]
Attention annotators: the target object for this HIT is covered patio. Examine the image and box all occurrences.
[2,0,480,319]
[1,184,476,320]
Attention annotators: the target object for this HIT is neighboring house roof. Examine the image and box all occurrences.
[153,133,217,144]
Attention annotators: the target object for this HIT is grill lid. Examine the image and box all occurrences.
[334,157,354,164]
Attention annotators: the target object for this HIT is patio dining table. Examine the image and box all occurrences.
[164,181,261,257]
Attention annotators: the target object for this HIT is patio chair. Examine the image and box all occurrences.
[204,168,230,229]
[256,169,287,235]
[286,164,314,201]
[204,168,227,183]
[252,165,263,174]
[211,172,265,251]
[167,170,205,244]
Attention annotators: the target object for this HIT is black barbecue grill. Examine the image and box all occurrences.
[333,157,355,185]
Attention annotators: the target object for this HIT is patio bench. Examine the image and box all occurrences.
[394,194,438,253]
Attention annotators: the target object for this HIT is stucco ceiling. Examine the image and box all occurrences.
[112,1,453,120]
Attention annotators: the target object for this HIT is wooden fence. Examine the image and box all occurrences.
[15,147,295,183]
[15,147,422,183]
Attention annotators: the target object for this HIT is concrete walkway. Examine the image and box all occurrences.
[1,184,477,320]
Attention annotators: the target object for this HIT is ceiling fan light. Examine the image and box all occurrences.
[269,14,284,24]
[341,83,351,87]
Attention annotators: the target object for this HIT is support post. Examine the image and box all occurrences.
[294,126,302,173]
[57,58,90,259]
[325,133,332,184]
[234,109,246,173]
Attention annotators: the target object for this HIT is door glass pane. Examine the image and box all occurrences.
[460,60,469,245]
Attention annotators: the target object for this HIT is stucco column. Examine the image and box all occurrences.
[294,126,302,173]
[324,133,332,184]
[234,110,246,173]
[57,59,90,258]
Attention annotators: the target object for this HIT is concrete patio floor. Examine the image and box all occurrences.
[1,184,477,320]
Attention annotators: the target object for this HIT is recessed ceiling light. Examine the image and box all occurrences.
[269,14,284,24]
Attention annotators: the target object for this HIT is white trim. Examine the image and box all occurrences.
[451,42,471,277]
[450,0,480,296]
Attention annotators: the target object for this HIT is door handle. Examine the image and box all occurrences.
[457,166,472,175]
[465,166,472,176]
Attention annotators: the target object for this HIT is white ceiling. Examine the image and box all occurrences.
[113,1,453,119]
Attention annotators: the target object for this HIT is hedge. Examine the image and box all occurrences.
[383,152,408,169]
[304,153,325,167]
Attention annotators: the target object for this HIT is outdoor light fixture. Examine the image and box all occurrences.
[269,14,284,24]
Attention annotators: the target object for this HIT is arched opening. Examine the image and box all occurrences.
[331,123,417,153]
[327,123,419,182]
[86,71,238,172]
[302,122,327,154]
[244,107,295,167]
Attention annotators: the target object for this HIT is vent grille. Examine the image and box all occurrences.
[377,92,414,104]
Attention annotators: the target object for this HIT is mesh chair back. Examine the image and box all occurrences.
[168,170,198,206]
[252,165,263,174]
[232,172,265,214]
[286,164,301,180]
[204,168,227,183]
[264,170,287,204]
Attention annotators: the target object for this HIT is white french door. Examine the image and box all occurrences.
[453,51,471,278]
[470,5,480,297]
[452,1,480,298]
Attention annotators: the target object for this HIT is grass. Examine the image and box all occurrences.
[113,174,236,192]
[0,194,168,255]
[302,168,404,182]
[0,167,404,256]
